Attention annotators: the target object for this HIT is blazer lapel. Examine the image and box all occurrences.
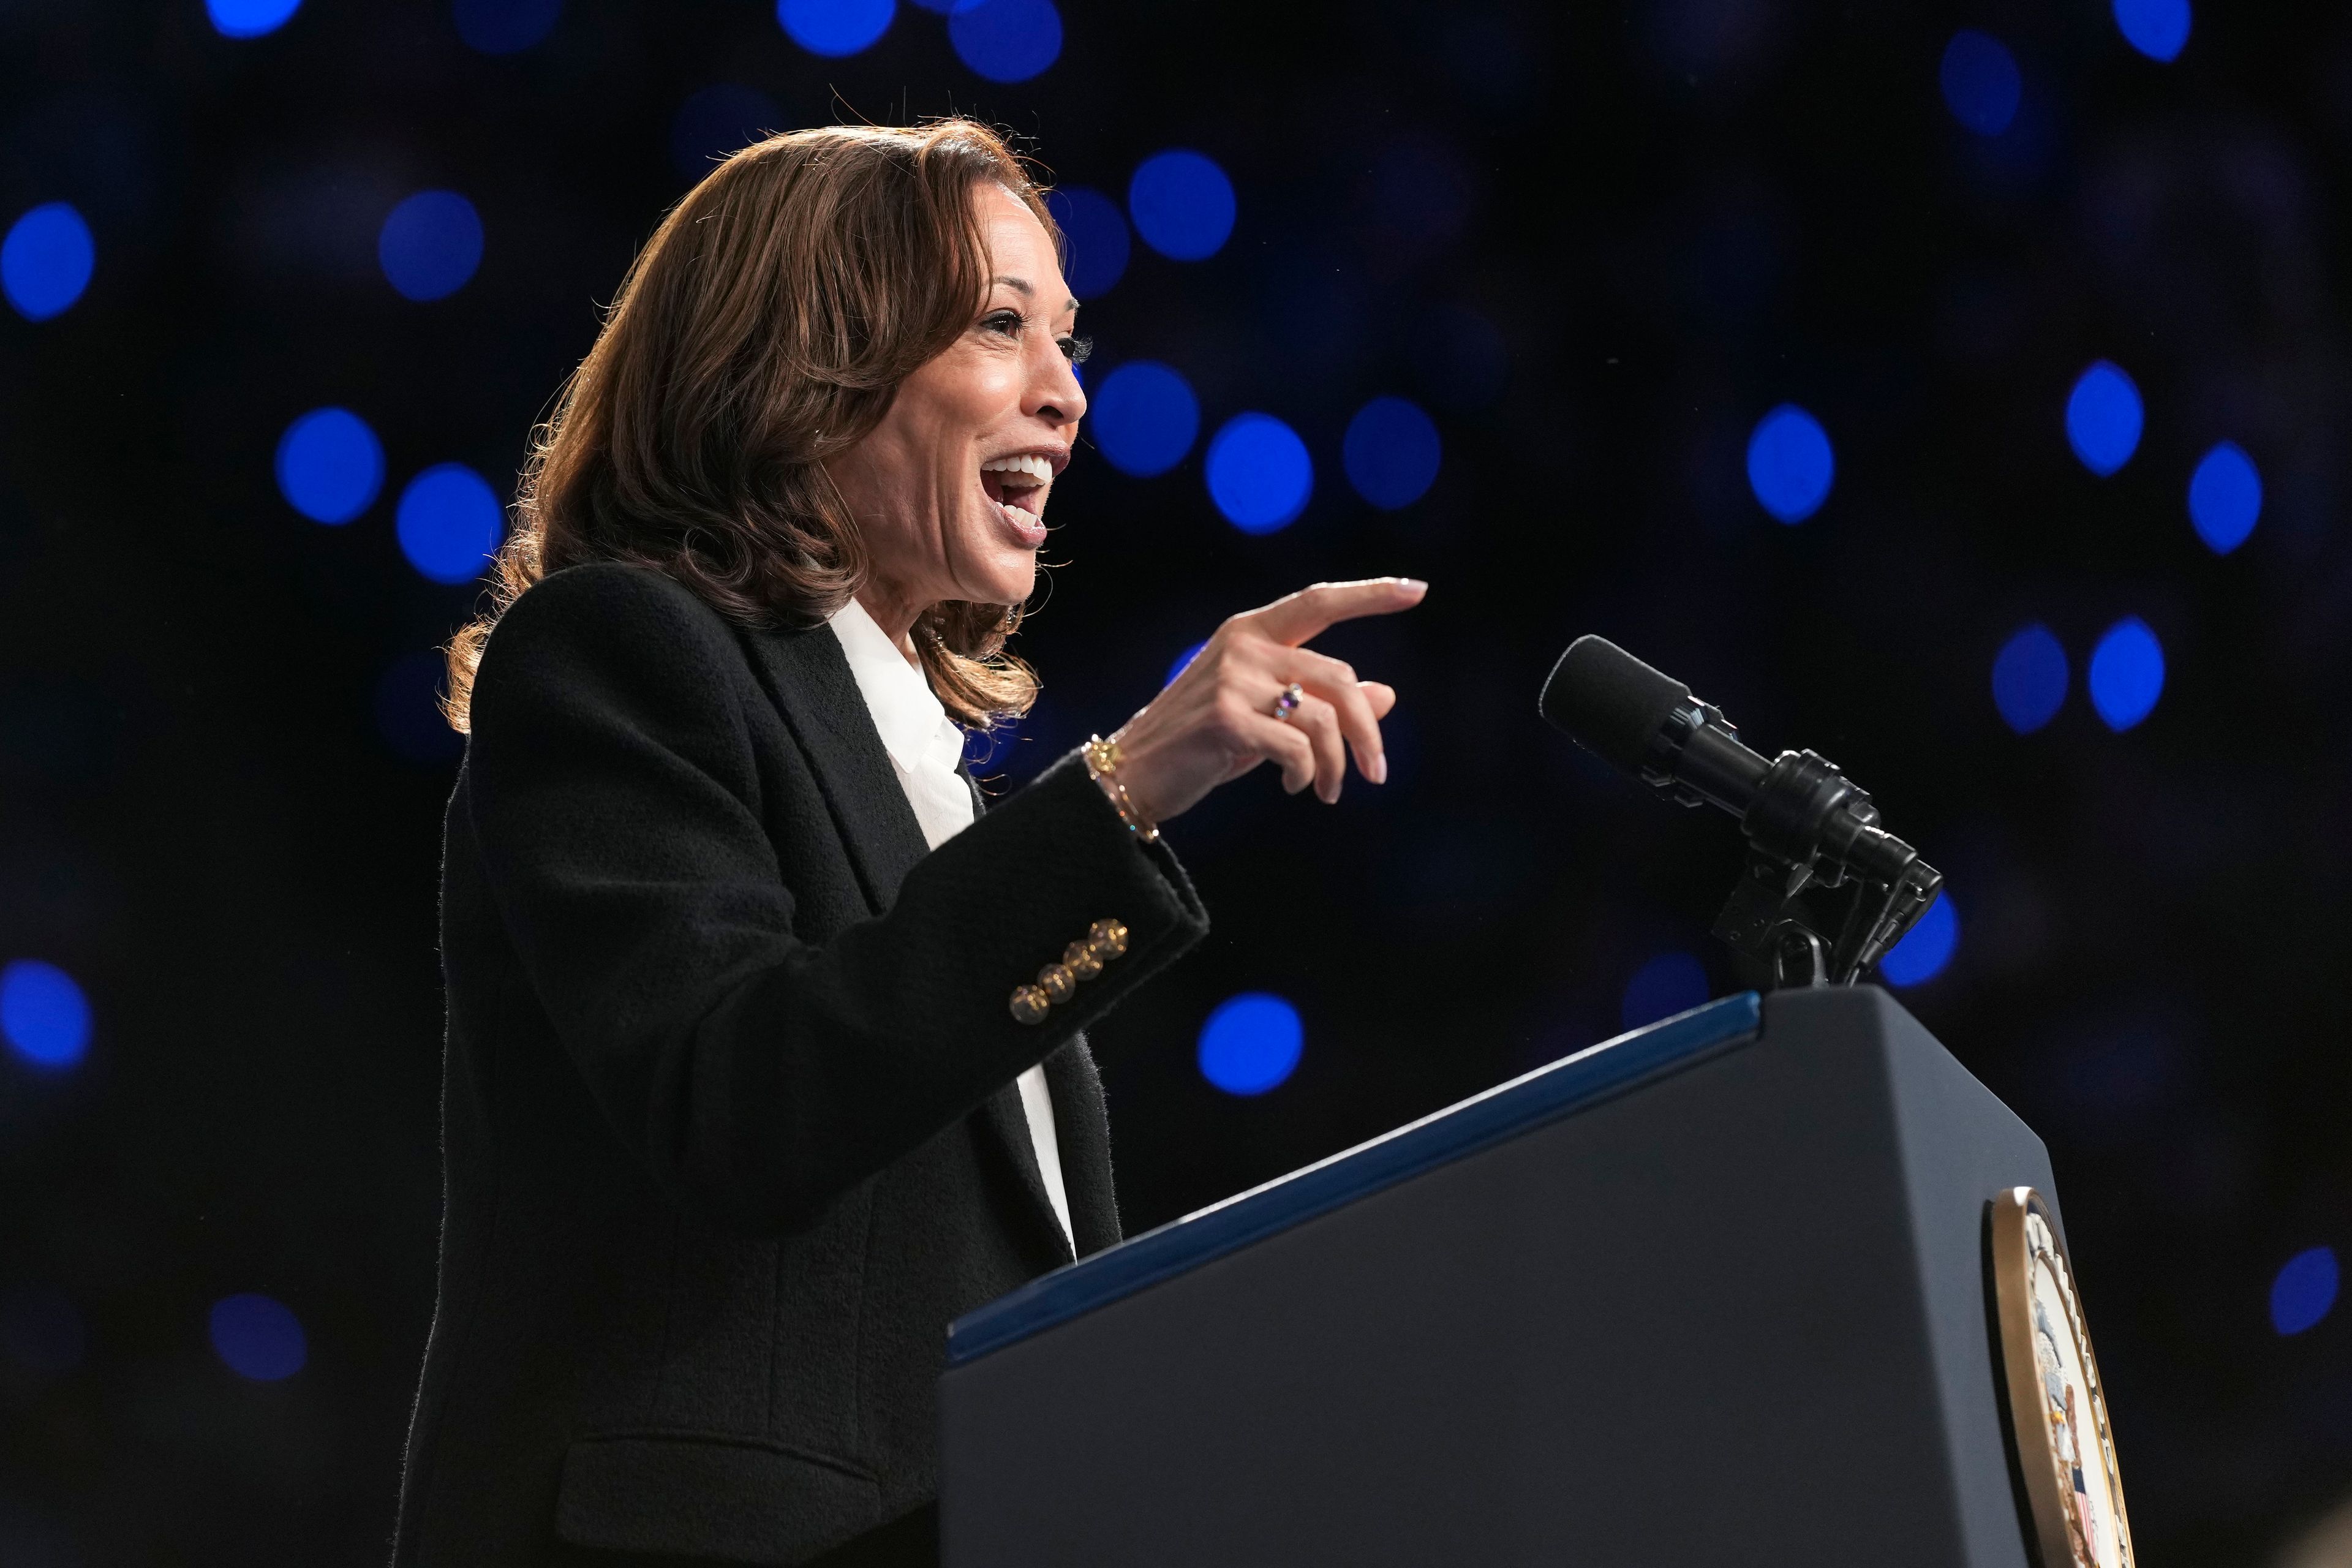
[959,756,1077,1262]
[1044,1041,1120,1256]
[744,639,1073,1261]
[978,1085,1074,1267]
[742,623,932,914]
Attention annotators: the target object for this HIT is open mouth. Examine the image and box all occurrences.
[979,453,1054,532]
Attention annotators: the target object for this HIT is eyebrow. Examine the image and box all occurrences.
[992,274,1080,315]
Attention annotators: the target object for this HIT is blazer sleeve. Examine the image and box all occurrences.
[462,564,1208,1235]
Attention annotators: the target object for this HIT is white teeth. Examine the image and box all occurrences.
[979,453,1055,483]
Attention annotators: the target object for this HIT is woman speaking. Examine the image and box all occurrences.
[391,120,1421,1567]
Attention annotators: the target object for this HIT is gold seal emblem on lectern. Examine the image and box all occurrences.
[1990,1187,2134,1568]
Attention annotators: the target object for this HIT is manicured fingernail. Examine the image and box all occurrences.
[1400,578,1428,592]
[1372,753,1389,784]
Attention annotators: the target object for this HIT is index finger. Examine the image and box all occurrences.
[1245,578,1428,648]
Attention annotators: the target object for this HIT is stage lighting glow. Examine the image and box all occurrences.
[397,464,503,584]
[1128,150,1235,262]
[206,0,301,37]
[1090,361,1198,477]
[2188,440,2261,554]
[1879,893,1958,987]
[1197,992,1302,1096]
[2113,0,2190,62]
[1342,397,1441,510]
[949,0,1061,82]
[0,959,89,1071]
[1745,404,1834,523]
[2088,617,2163,731]
[2,203,94,322]
[1044,187,1128,300]
[1166,639,1207,687]
[671,85,782,181]
[1991,622,2068,734]
[379,191,483,303]
[0,1286,85,1377]
[209,1294,307,1381]
[453,0,561,53]
[1206,413,1312,534]
[1939,30,2021,137]
[375,652,464,766]
[2065,360,2142,476]
[778,0,893,57]
[2272,1246,2339,1336]
[276,408,385,525]
[1621,951,1708,1033]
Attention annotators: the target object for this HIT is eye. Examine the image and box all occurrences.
[1058,334,1094,364]
[980,309,1024,337]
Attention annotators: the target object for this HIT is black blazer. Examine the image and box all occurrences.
[391,562,1208,1566]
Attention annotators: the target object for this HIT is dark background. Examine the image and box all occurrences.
[3,0,2349,1561]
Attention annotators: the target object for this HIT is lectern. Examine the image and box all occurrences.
[940,986,2098,1567]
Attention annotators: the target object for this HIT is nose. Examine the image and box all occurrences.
[1028,336,1087,429]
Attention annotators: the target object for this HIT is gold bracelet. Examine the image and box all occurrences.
[1083,734,1160,844]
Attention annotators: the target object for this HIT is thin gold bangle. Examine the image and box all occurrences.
[1083,734,1160,844]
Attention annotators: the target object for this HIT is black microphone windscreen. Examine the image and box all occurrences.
[1538,636,1691,773]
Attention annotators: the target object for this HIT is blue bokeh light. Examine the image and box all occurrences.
[375,651,465,766]
[1746,404,1834,524]
[2113,0,2190,62]
[209,1294,307,1381]
[1090,361,1198,477]
[671,84,782,183]
[1939,30,2021,137]
[778,0,893,56]
[2188,441,2261,555]
[397,464,503,584]
[453,0,562,53]
[1166,639,1207,688]
[2066,360,2143,477]
[949,0,1061,82]
[207,0,302,37]
[379,191,484,302]
[276,408,385,525]
[2,203,95,322]
[2088,617,2164,732]
[1,959,91,1072]
[1992,623,2068,735]
[1621,951,1709,1033]
[2272,1246,2339,1336]
[1044,187,1128,300]
[1342,396,1442,510]
[1205,413,1313,535]
[1128,150,1236,262]
[1879,894,1959,987]
[1197,992,1303,1096]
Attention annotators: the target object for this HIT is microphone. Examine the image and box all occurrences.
[1538,635,1942,985]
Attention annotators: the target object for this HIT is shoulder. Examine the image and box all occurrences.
[475,562,758,725]
[493,560,734,651]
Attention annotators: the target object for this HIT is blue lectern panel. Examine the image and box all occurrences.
[940,987,2058,1568]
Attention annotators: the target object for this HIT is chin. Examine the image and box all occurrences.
[976,556,1039,608]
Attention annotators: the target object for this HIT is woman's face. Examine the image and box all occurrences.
[829,181,1088,630]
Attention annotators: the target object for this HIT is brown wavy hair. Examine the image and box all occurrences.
[444,119,1055,733]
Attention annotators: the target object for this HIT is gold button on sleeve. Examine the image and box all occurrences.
[1062,941,1104,982]
[1009,985,1050,1025]
[1037,963,1077,1004]
[1087,918,1130,960]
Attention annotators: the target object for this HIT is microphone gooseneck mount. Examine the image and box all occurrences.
[1539,636,1944,989]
